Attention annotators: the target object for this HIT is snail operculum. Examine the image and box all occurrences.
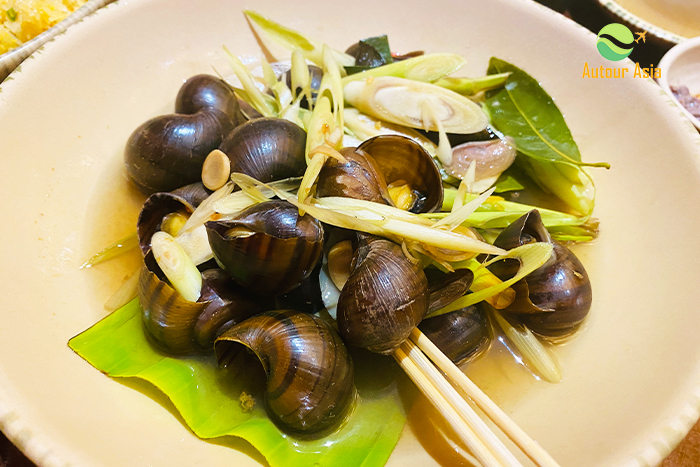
[488,210,592,338]
[205,200,324,296]
[214,310,355,435]
[337,235,429,354]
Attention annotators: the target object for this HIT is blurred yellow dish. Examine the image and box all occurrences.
[0,0,87,54]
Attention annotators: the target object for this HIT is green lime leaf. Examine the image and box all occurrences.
[485,58,610,216]
[69,300,406,467]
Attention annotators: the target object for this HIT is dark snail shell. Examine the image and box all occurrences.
[125,74,243,193]
[426,268,474,314]
[337,235,429,354]
[419,303,491,366]
[357,135,444,213]
[136,192,195,255]
[218,118,307,183]
[171,182,212,208]
[316,147,393,205]
[205,200,324,295]
[139,255,271,354]
[346,41,389,68]
[488,210,592,338]
[214,310,355,435]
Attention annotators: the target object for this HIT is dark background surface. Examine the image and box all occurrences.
[0,0,695,466]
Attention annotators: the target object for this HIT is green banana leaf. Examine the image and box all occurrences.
[68,299,406,467]
[484,58,609,216]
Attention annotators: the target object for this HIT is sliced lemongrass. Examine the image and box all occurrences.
[223,46,277,117]
[433,187,496,231]
[491,308,562,383]
[80,232,138,269]
[305,95,334,161]
[341,53,465,84]
[309,143,346,162]
[232,173,504,255]
[343,108,438,156]
[421,99,453,166]
[103,269,140,312]
[260,55,279,89]
[271,80,293,109]
[317,45,344,130]
[316,196,434,225]
[151,231,202,302]
[161,212,189,237]
[202,149,231,191]
[175,224,214,266]
[180,181,235,233]
[290,49,311,101]
[244,10,355,70]
[452,178,469,212]
[434,73,511,95]
[213,191,260,215]
[463,160,478,193]
[471,266,517,309]
[428,242,553,318]
[298,151,329,206]
[344,76,488,134]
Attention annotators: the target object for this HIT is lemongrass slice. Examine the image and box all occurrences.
[103,269,140,312]
[434,73,510,95]
[223,46,277,117]
[80,232,139,269]
[180,181,234,233]
[151,231,202,302]
[243,10,355,70]
[432,187,496,231]
[344,76,488,134]
[175,224,213,266]
[428,242,553,317]
[471,266,517,309]
[491,308,562,383]
[341,53,465,84]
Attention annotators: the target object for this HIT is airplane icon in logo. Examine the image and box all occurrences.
[634,30,648,43]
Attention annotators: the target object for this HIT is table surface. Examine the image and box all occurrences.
[1,0,698,466]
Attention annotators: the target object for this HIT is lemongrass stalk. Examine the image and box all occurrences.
[343,108,438,156]
[291,49,311,102]
[434,73,511,95]
[244,10,354,70]
[223,46,277,117]
[471,267,517,309]
[452,178,469,212]
[151,231,202,302]
[344,77,488,134]
[420,99,453,165]
[175,224,214,266]
[440,188,589,229]
[433,188,496,230]
[305,95,334,160]
[341,53,465,84]
[260,56,278,89]
[180,181,235,233]
[103,269,140,312]
[80,232,139,269]
[428,242,553,317]
[317,44,344,133]
[491,308,562,383]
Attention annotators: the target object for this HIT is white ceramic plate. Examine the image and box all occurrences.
[1,0,700,466]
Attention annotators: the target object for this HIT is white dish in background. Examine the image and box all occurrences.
[614,0,700,41]
[0,0,117,82]
[658,36,700,130]
[1,0,700,466]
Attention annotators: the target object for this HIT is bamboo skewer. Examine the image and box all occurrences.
[409,328,561,467]
[398,339,524,467]
[393,346,504,467]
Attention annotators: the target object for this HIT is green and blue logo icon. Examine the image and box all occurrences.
[596,23,635,61]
